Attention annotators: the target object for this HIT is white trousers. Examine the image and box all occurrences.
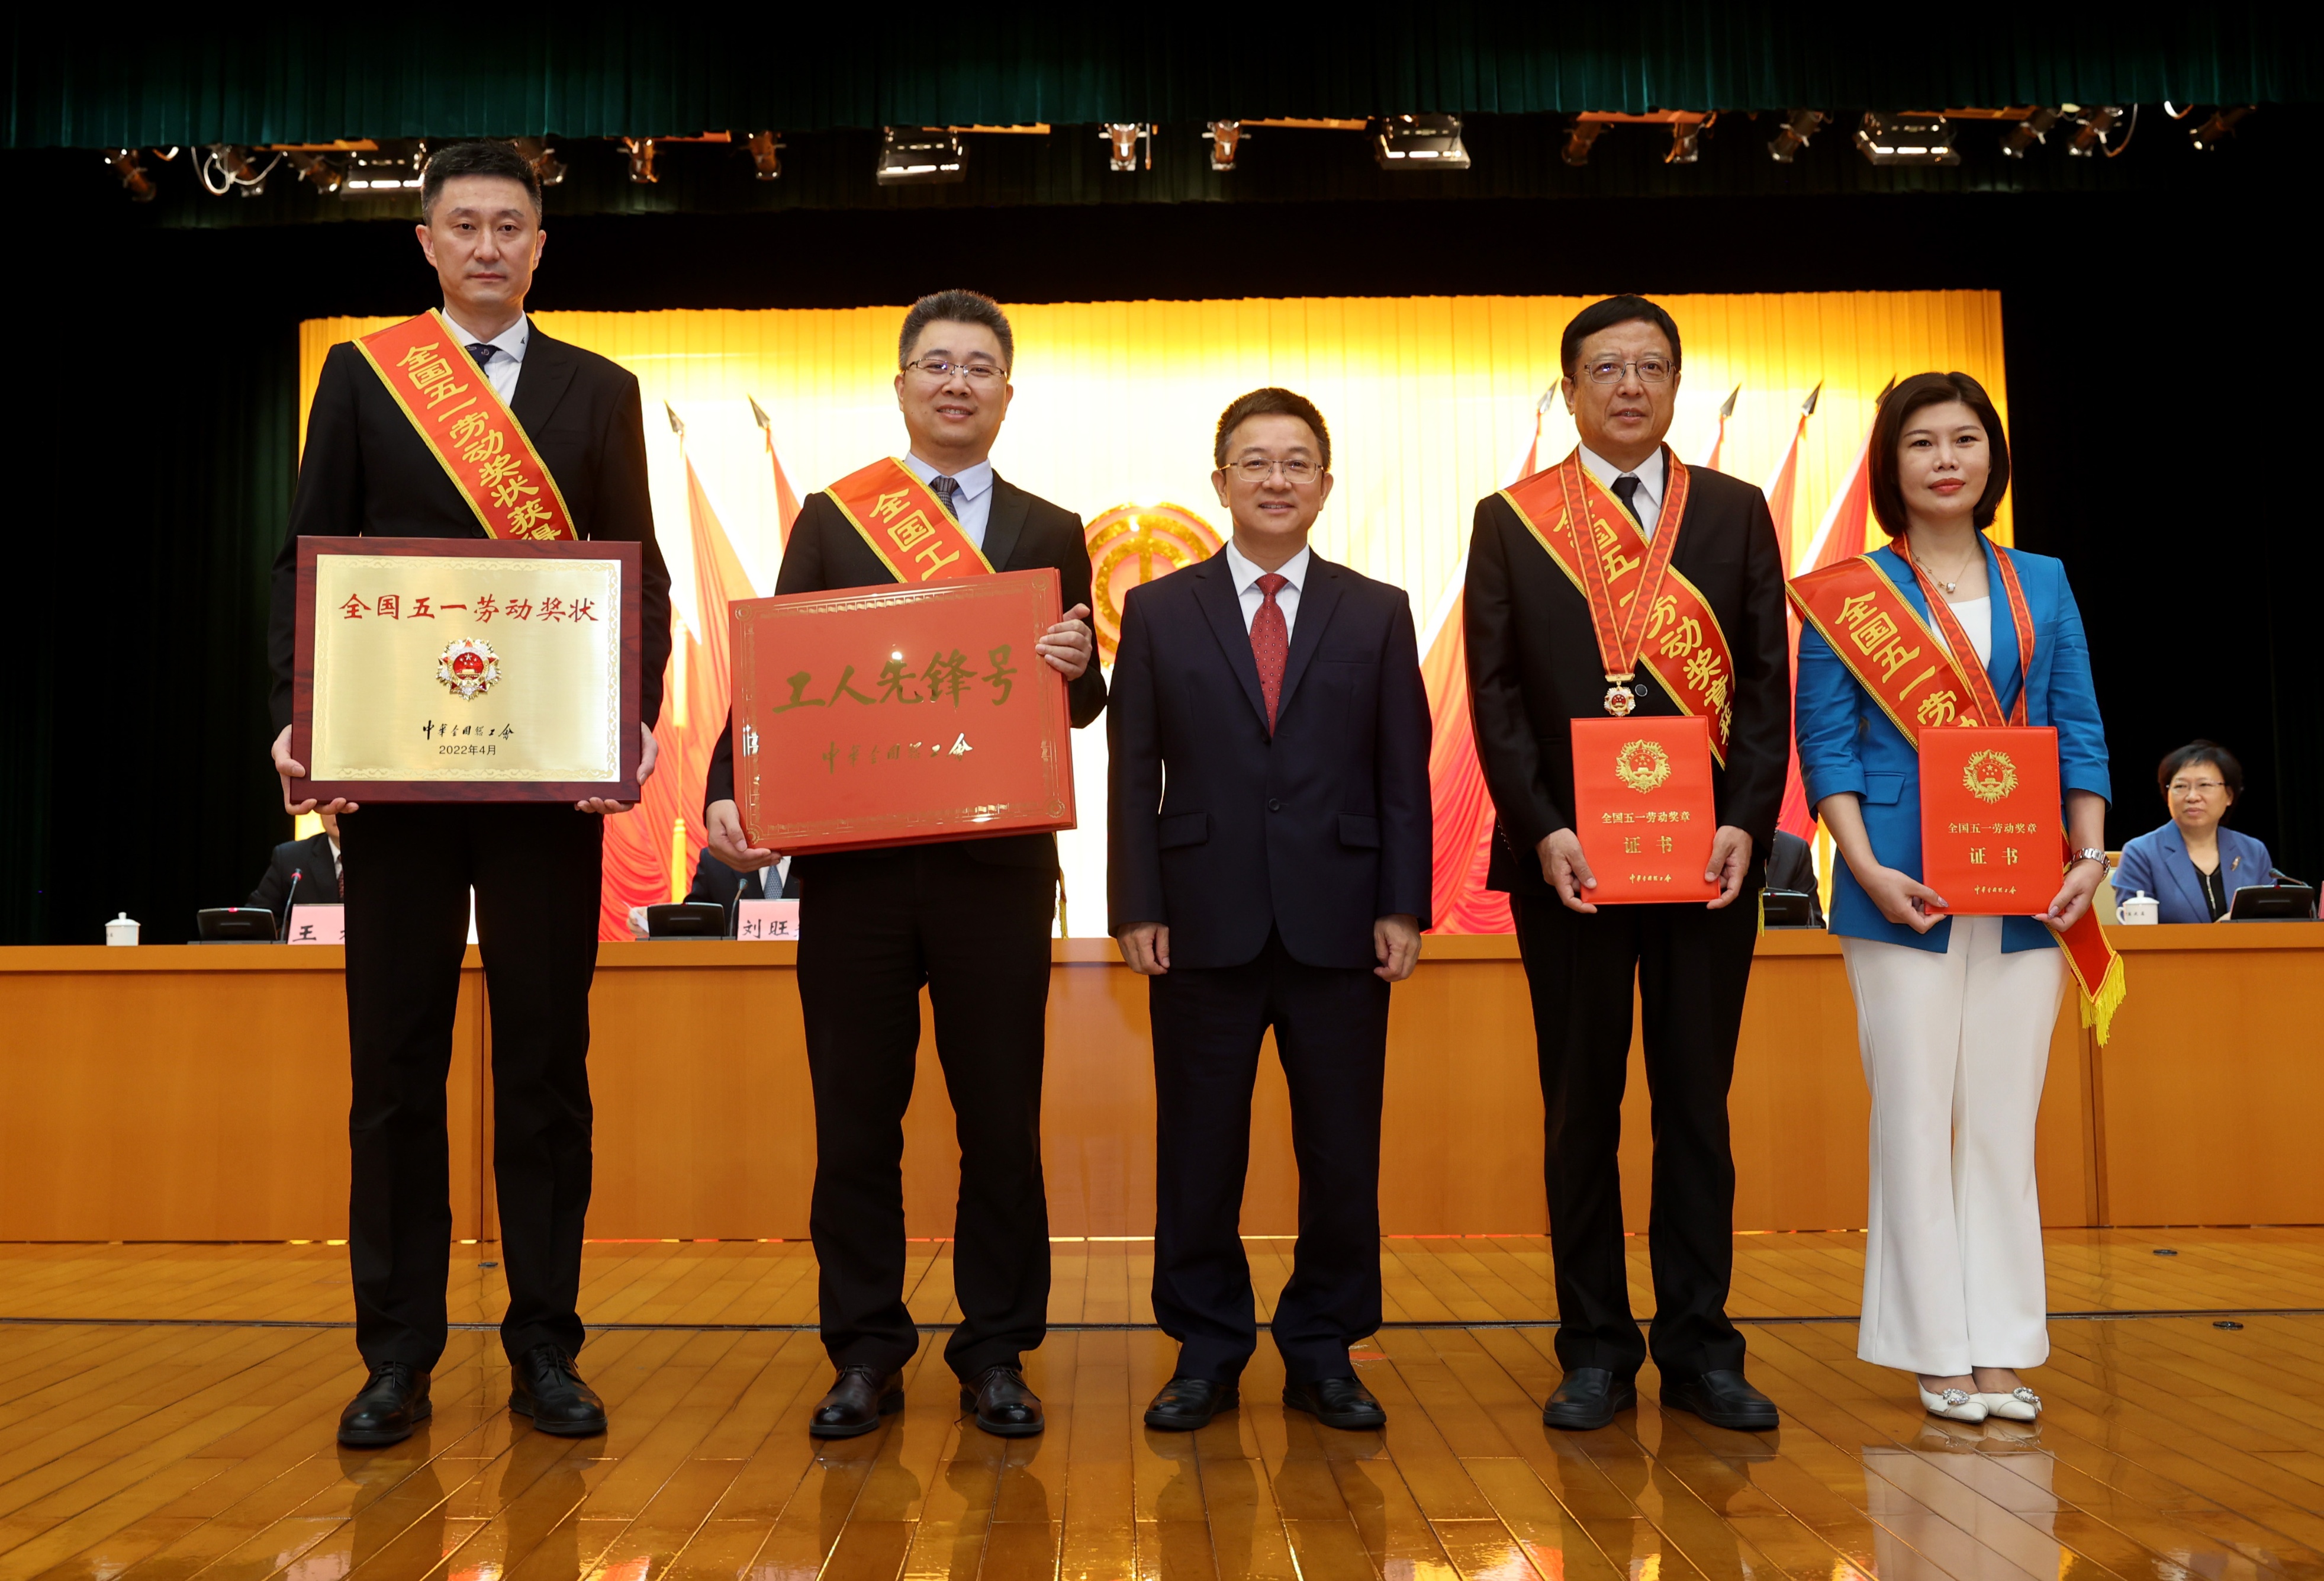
[1841,916,2065,1374]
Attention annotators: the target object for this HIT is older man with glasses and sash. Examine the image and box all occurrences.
[704,289,1106,1440]
[1463,295,1791,1432]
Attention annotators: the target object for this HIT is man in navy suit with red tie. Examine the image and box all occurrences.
[1108,388,1433,1432]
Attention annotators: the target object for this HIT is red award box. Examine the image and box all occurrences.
[730,568,1076,854]
[1919,725,2063,916]
[1569,716,1721,904]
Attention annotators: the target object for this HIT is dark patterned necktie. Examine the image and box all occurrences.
[930,474,961,514]
[1612,473,1643,524]
[467,343,499,367]
[1252,573,1290,734]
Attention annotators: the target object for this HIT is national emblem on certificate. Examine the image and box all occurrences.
[1568,715,1720,903]
[291,536,643,801]
[1918,724,2064,915]
[729,567,1076,854]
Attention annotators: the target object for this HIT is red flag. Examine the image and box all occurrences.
[1420,584,1512,934]
[1699,384,1740,471]
[1760,383,1820,572]
[751,395,804,547]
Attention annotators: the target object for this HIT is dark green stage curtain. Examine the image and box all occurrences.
[9,7,2319,147]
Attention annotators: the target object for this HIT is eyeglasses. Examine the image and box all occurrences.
[903,358,1008,384]
[1582,356,1676,384]
[2167,779,2226,796]
[1226,456,1322,484]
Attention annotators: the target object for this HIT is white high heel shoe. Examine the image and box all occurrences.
[1918,1385,1987,1422]
[1973,1387,2040,1421]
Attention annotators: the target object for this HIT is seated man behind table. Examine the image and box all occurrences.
[1767,828,1824,926]
[247,812,344,914]
[686,850,798,908]
[2111,739,2275,923]
[1109,387,1433,1433]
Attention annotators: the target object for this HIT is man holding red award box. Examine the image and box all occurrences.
[1464,296,1791,1432]
[703,291,1104,1440]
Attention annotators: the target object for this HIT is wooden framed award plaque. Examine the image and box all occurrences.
[1919,725,2063,915]
[1569,715,1721,904]
[729,568,1076,855]
[290,536,642,802]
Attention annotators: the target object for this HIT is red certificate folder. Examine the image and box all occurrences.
[1569,716,1720,904]
[729,568,1076,855]
[1919,725,2063,915]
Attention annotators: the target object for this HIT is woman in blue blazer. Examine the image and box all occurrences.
[2113,741,2273,923]
[1794,373,2110,1428]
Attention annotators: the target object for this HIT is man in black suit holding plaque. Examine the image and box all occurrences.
[266,140,672,1447]
[703,290,1104,1439]
[1464,295,1789,1431]
[1109,388,1432,1433]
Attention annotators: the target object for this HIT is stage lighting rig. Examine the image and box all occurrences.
[1854,113,1959,166]
[1102,124,1154,172]
[1562,119,1604,166]
[198,143,281,197]
[746,131,783,179]
[102,147,169,202]
[623,138,659,184]
[1373,115,1469,171]
[2064,105,2133,158]
[877,127,967,185]
[1998,108,2062,158]
[1768,110,1825,163]
[342,142,426,195]
[2187,105,2254,151]
[285,150,344,195]
[1666,116,1710,164]
[511,139,567,188]
[1203,121,1243,172]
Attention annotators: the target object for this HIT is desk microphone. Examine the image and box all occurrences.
[281,868,304,942]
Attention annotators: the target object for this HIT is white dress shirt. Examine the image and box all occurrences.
[1933,595,1994,667]
[900,452,996,548]
[1223,540,1312,638]
[1578,444,1666,537]
[442,310,529,402]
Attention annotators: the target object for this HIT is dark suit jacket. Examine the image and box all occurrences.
[267,320,673,734]
[704,475,1108,870]
[1107,548,1433,971]
[685,850,799,905]
[246,832,343,913]
[1463,451,1790,899]
[1766,830,1824,926]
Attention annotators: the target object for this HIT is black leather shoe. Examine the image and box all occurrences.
[1661,1369,1779,1430]
[1144,1376,1239,1431]
[509,1343,609,1437]
[338,1362,431,1447]
[960,1365,1045,1437]
[1282,1376,1387,1431]
[1541,1367,1636,1431]
[810,1365,905,1438]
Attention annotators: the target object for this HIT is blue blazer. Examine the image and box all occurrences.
[2113,824,2272,924]
[1795,537,2110,953]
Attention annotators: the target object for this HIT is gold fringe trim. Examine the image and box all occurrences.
[2077,947,2128,1046]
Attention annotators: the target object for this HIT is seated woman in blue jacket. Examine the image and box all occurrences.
[1794,372,2110,1428]
[2112,741,2273,923]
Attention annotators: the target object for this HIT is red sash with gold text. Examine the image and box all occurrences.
[1787,546,2125,1043]
[353,311,577,541]
[826,458,997,583]
[1501,448,1736,764]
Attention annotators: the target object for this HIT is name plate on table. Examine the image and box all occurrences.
[1569,716,1720,904]
[1920,725,2062,915]
[730,568,1076,855]
[736,898,802,941]
[285,904,345,944]
[291,537,642,802]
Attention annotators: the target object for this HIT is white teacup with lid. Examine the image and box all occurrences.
[2114,891,2159,926]
[105,912,140,946]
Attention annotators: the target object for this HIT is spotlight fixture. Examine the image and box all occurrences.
[1561,119,1605,166]
[1102,124,1153,172]
[1373,114,1469,171]
[1768,110,1825,163]
[623,137,658,184]
[745,130,783,179]
[198,143,281,197]
[2188,105,2254,151]
[1666,116,1711,165]
[284,150,343,195]
[343,142,427,195]
[1854,112,1959,166]
[2064,105,2132,158]
[102,147,159,201]
[1203,120,1243,172]
[875,127,966,185]
[1998,108,2062,158]
[511,138,566,188]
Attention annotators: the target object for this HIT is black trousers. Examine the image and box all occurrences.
[1148,930,1389,1384]
[1511,886,1759,1378]
[795,843,1058,1381]
[339,802,603,1371]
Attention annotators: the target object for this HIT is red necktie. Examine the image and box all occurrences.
[1251,572,1289,734]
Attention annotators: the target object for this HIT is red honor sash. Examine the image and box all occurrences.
[1787,543,2126,1043]
[353,312,578,541]
[826,458,997,583]
[1501,448,1736,764]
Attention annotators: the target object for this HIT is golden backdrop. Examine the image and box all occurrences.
[300,292,2008,924]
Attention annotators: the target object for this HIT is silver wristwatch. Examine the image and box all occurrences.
[2069,848,2111,870]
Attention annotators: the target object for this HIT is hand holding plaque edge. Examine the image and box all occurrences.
[275,724,360,817]
[704,797,779,873]
[575,724,659,815]
[1037,603,1095,680]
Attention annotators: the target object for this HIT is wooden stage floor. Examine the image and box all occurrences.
[4,1230,2323,1580]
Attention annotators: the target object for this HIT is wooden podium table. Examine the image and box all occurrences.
[2,926,2317,1242]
